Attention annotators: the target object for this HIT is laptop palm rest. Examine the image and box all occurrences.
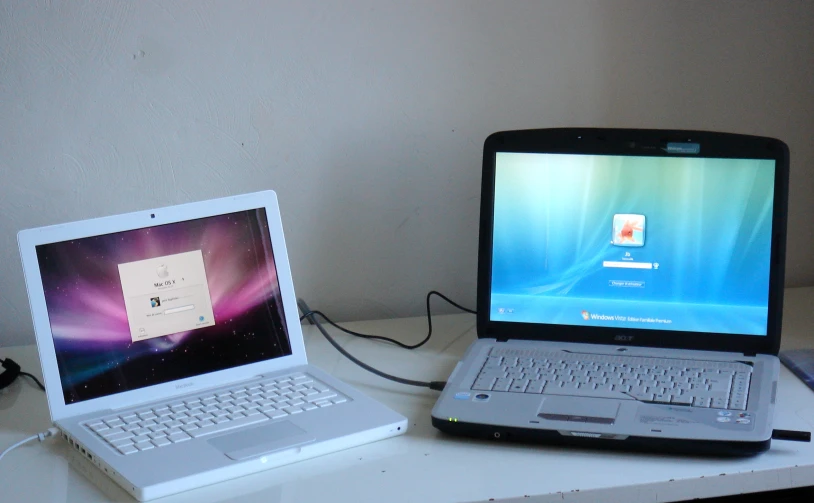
[209,421,316,461]
[538,396,619,425]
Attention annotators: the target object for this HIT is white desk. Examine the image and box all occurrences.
[2,287,814,502]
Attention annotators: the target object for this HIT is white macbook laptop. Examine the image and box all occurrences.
[18,190,407,500]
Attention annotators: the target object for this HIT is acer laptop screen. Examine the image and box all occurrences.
[489,152,775,337]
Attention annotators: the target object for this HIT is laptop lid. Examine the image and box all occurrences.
[477,128,789,356]
[18,191,307,422]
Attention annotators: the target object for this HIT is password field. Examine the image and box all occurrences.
[602,261,652,269]
[164,304,195,315]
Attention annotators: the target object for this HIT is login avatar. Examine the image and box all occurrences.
[612,214,645,247]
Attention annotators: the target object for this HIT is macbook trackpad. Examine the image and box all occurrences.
[209,421,316,461]
[538,396,619,425]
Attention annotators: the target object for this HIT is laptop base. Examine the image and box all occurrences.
[431,417,771,457]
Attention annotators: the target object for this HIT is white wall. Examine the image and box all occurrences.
[2,1,813,347]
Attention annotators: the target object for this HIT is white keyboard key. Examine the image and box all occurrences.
[135,441,154,451]
[89,423,109,433]
[305,391,338,403]
[509,379,530,392]
[264,410,289,420]
[168,432,192,443]
[671,395,693,405]
[111,438,134,448]
[100,427,125,438]
[117,445,138,455]
[730,395,747,410]
[472,377,496,391]
[105,431,134,442]
[493,378,512,392]
[525,381,546,393]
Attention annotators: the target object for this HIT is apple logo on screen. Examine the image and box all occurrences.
[156,264,169,278]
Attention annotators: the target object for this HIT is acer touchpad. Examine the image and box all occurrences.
[538,396,619,425]
[208,421,316,461]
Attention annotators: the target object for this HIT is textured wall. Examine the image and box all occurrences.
[2,1,813,346]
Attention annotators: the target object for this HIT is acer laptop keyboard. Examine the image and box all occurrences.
[86,371,349,455]
[472,348,750,410]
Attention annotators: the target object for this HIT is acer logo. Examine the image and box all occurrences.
[614,335,634,342]
[176,382,194,389]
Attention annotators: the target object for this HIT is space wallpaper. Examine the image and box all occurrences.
[36,208,292,404]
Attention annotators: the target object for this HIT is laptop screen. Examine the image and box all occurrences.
[35,208,292,404]
[490,153,776,337]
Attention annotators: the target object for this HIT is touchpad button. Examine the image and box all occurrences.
[538,396,619,425]
[208,420,316,461]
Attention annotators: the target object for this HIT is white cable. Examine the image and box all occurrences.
[0,427,59,463]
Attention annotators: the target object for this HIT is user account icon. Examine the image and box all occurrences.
[612,214,645,247]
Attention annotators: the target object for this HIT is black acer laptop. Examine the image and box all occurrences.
[432,128,789,455]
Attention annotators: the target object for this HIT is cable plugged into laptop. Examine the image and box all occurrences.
[297,298,458,391]
[0,427,59,463]
[772,429,811,442]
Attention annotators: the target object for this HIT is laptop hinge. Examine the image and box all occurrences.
[743,352,757,358]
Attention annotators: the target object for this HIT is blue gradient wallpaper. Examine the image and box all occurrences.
[490,153,776,335]
[36,209,292,404]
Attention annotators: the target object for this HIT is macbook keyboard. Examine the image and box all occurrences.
[85,372,349,455]
[472,348,751,410]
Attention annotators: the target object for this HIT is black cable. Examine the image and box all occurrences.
[298,290,475,350]
[427,290,477,315]
[1,358,45,392]
[19,372,45,392]
[299,310,422,349]
[298,299,446,391]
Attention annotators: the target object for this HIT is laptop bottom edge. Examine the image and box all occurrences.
[430,417,771,457]
[67,418,408,501]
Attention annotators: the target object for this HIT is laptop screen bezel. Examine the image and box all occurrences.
[476,128,789,356]
[18,190,308,422]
